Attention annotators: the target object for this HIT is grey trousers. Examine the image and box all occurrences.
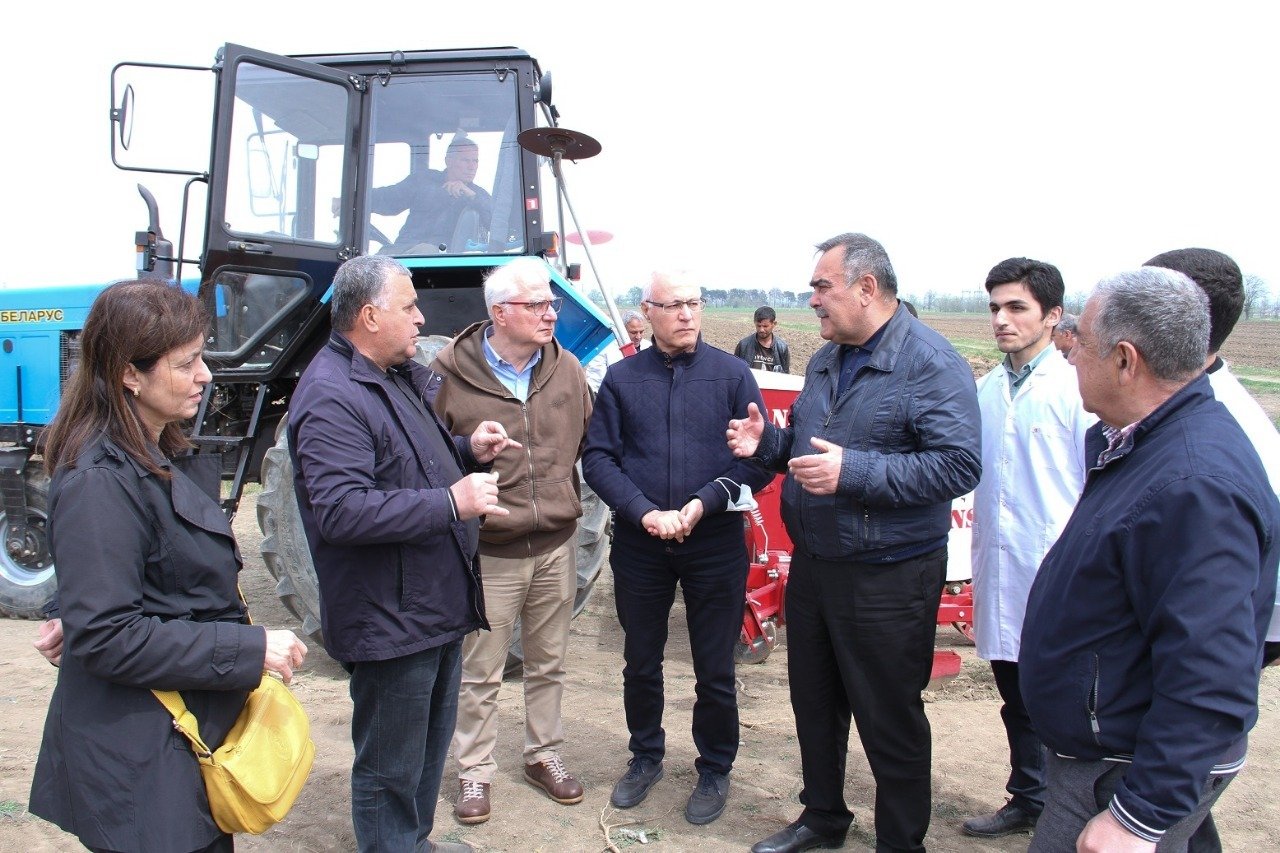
[1029,753,1233,852]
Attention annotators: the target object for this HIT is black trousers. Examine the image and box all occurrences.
[610,526,748,775]
[992,659,1046,815]
[786,547,947,853]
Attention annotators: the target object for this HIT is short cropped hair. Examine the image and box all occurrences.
[815,233,898,296]
[1144,248,1243,354]
[984,257,1065,314]
[1056,313,1078,334]
[484,257,551,312]
[1090,268,1208,382]
[754,306,776,323]
[331,255,410,332]
[621,309,645,325]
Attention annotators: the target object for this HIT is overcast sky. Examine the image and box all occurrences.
[2,2,1276,300]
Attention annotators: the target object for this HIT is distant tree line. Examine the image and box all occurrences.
[600,275,1274,319]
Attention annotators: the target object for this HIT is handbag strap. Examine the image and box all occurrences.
[152,585,256,755]
[153,689,214,757]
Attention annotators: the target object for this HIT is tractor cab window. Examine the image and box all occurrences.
[224,62,348,245]
[365,71,525,256]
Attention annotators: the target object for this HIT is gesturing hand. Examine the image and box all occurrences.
[726,402,765,458]
[450,472,508,520]
[470,421,521,464]
[263,629,308,684]
[787,437,843,495]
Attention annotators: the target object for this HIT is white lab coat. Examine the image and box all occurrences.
[972,350,1096,661]
[1209,361,1280,642]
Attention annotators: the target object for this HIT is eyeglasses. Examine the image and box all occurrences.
[501,297,564,315]
[644,298,706,315]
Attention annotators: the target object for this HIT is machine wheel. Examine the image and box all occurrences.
[0,464,57,619]
[735,619,778,666]
[258,428,324,643]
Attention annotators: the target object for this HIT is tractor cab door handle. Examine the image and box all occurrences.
[228,240,274,255]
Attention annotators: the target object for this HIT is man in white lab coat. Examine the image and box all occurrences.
[964,258,1096,839]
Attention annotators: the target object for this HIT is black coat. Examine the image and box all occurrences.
[288,333,486,662]
[29,435,266,852]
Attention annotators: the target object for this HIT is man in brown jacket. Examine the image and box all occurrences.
[432,257,593,824]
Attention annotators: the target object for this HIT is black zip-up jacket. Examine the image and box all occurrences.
[754,303,981,561]
[582,336,772,544]
[1021,375,1279,842]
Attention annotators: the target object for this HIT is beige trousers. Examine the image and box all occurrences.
[453,538,576,783]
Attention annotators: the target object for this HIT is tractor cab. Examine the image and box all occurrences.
[109,43,612,509]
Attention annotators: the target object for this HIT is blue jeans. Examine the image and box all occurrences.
[346,640,463,853]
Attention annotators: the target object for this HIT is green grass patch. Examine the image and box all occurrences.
[0,800,23,818]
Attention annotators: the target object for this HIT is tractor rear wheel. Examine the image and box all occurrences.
[0,464,55,619]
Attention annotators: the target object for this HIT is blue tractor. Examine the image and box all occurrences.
[0,44,616,639]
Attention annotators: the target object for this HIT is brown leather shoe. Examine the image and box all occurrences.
[524,756,585,804]
[455,779,490,824]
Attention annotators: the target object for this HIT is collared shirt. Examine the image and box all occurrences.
[482,325,541,401]
[1002,344,1056,395]
[836,320,891,397]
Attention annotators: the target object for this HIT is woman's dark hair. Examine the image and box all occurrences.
[43,279,208,477]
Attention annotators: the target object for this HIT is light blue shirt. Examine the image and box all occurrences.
[482,325,541,402]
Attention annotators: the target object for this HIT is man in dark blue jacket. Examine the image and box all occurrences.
[729,233,981,853]
[290,255,517,853]
[582,270,771,826]
[1020,267,1279,853]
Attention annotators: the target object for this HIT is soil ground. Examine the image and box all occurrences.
[2,311,1279,851]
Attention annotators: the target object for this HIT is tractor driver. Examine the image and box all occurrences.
[369,134,494,254]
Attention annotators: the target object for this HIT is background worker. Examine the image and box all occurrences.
[1052,313,1078,355]
[734,305,791,373]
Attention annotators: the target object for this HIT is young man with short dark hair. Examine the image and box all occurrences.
[734,305,790,373]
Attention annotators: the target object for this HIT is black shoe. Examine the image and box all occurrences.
[751,821,846,852]
[962,802,1038,838]
[610,756,664,808]
[685,770,730,824]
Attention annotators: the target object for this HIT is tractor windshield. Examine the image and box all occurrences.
[364,71,525,256]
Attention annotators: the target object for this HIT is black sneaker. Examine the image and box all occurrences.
[610,756,664,808]
[962,802,1038,838]
[685,770,730,825]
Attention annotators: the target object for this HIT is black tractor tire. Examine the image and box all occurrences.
[256,336,610,658]
[0,463,57,619]
[257,429,324,643]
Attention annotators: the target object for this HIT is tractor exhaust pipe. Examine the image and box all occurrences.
[134,184,174,280]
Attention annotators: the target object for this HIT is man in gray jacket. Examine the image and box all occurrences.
[729,233,981,853]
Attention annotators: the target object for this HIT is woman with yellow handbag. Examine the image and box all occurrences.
[27,280,309,852]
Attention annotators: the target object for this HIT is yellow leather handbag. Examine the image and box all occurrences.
[154,672,315,834]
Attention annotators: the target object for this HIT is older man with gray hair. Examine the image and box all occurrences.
[584,270,771,825]
[431,257,593,824]
[1052,312,1079,355]
[1020,267,1279,853]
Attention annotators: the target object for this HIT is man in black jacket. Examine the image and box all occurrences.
[734,305,791,373]
[583,270,771,826]
[1020,268,1278,852]
[290,255,517,853]
[729,233,981,853]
